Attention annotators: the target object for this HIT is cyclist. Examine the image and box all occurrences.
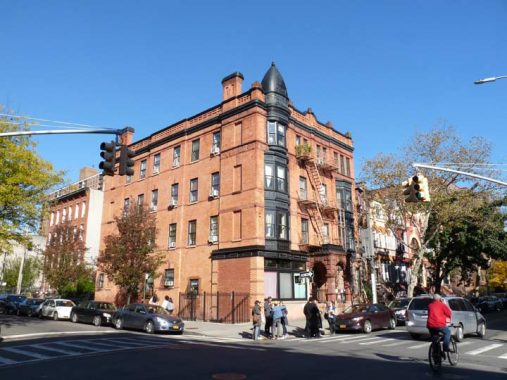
[427,294,453,352]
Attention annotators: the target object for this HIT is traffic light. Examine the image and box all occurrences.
[99,141,117,176]
[402,177,418,203]
[118,144,135,176]
[414,174,431,202]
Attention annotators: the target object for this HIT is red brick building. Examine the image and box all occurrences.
[95,64,358,318]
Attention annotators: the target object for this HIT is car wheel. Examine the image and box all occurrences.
[363,320,372,334]
[16,309,20,316]
[93,315,102,327]
[71,313,79,323]
[145,320,155,334]
[410,333,421,340]
[388,318,396,330]
[115,318,123,330]
[477,322,486,338]
[454,325,464,342]
[27,310,32,317]
[53,312,59,321]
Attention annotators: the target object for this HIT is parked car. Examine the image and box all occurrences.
[334,303,396,334]
[493,293,507,308]
[112,303,184,334]
[475,296,503,313]
[17,298,44,317]
[2,294,27,315]
[39,299,76,320]
[388,298,412,325]
[406,295,486,341]
[71,301,117,326]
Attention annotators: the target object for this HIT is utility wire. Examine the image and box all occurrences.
[0,113,114,131]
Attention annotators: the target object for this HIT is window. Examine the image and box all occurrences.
[170,183,179,206]
[264,268,307,300]
[55,210,60,224]
[61,208,66,222]
[299,177,307,200]
[150,190,158,211]
[211,172,220,196]
[50,212,54,226]
[153,153,161,174]
[74,204,79,219]
[191,139,200,162]
[265,210,289,240]
[265,211,275,238]
[334,152,339,168]
[345,157,351,177]
[168,223,176,247]
[126,174,132,184]
[316,145,321,160]
[340,155,345,174]
[81,202,86,217]
[164,269,174,288]
[276,166,287,192]
[209,216,218,242]
[265,164,274,190]
[295,135,301,146]
[79,225,84,241]
[301,219,309,244]
[140,160,147,179]
[137,194,144,208]
[266,121,286,147]
[190,178,198,202]
[98,273,105,289]
[322,147,327,162]
[188,220,197,246]
[123,198,130,214]
[277,212,288,239]
[212,131,221,154]
[173,146,181,167]
[322,223,330,243]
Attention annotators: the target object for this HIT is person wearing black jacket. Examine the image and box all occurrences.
[264,297,273,338]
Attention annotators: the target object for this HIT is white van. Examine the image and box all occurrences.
[406,295,486,341]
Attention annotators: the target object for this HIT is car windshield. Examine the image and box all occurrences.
[96,303,116,310]
[343,305,368,314]
[408,298,433,310]
[389,299,409,308]
[32,299,44,305]
[147,305,169,315]
[56,300,75,307]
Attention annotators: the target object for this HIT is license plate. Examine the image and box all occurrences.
[339,324,346,329]
[172,325,180,330]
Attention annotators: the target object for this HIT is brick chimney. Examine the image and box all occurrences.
[120,126,135,145]
[79,167,98,180]
[222,72,244,101]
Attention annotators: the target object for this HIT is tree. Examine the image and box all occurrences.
[0,113,63,252]
[361,124,500,297]
[98,205,163,304]
[2,256,41,291]
[43,221,93,295]
[489,260,507,291]
[425,197,507,293]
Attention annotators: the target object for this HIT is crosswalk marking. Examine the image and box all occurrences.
[0,355,18,365]
[499,353,507,359]
[102,338,157,347]
[360,338,394,345]
[54,341,107,352]
[32,344,80,355]
[317,335,366,344]
[407,342,428,349]
[465,343,503,356]
[1,346,52,360]
[381,340,413,347]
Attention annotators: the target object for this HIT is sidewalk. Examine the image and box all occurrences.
[182,318,309,340]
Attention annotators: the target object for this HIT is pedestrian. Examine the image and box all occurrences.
[308,298,322,338]
[280,301,289,338]
[271,301,283,339]
[161,295,175,314]
[264,297,273,338]
[149,294,159,305]
[251,300,263,340]
[303,297,313,338]
[324,301,336,335]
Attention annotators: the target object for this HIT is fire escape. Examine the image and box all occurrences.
[297,147,339,250]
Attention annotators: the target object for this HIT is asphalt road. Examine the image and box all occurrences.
[0,310,505,380]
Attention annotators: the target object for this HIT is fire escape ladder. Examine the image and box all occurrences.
[305,159,326,245]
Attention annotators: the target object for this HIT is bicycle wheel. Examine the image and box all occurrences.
[447,339,459,366]
[429,341,442,372]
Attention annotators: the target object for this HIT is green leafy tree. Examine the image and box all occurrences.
[426,197,507,293]
[0,113,63,251]
[2,256,41,291]
[43,221,93,295]
[98,205,163,304]
[361,124,500,296]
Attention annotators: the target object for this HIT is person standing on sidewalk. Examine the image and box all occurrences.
[271,302,284,339]
[303,297,313,338]
[280,301,289,339]
[324,301,336,335]
[264,297,273,338]
[252,300,263,340]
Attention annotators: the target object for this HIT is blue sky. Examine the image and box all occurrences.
[1,1,506,183]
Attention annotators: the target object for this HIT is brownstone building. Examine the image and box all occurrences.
[95,64,358,318]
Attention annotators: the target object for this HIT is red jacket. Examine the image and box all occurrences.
[427,300,452,328]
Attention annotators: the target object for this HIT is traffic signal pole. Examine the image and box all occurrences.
[0,128,123,138]
[413,163,507,187]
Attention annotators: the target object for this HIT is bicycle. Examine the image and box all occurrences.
[428,325,459,372]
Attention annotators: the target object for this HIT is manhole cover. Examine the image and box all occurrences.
[211,373,247,380]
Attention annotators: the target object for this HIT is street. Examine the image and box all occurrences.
[0,311,506,379]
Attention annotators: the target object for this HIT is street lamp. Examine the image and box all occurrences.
[474,75,507,85]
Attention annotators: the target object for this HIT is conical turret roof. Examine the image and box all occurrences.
[261,62,288,98]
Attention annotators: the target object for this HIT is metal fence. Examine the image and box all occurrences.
[178,291,250,323]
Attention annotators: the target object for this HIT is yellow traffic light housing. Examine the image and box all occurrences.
[402,177,418,203]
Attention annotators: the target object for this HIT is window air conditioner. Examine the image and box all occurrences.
[169,242,176,248]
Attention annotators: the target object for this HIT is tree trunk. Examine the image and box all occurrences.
[407,254,423,297]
